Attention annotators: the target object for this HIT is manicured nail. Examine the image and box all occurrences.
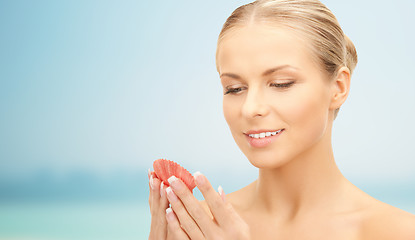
[167,176,179,189]
[218,185,226,202]
[194,171,204,186]
[166,187,178,201]
[148,168,151,179]
[218,185,224,195]
[160,181,164,197]
[150,175,155,190]
[166,207,176,222]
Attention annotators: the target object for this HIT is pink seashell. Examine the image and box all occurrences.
[153,158,196,192]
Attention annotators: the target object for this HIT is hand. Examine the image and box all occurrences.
[148,169,169,240]
[164,172,251,240]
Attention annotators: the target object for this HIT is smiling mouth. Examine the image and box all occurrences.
[246,129,284,139]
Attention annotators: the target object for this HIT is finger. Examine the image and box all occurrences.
[150,174,169,213]
[168,176,217,237]
[216,185,242,221]
[148,169,154,209]
[151,181,169,239]
[150,176,169,239]
[149,174,160,214]
[148,169,152,207]
[166,208,190,240]
[148,172,169,239]
[151,176,162,210]
[166,186,205,240]
[149,176,161,216]
[160,181,169,208]
[218,185,227,203]
[193,172,235,228]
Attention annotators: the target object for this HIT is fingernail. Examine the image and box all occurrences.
[160,181,164,197]
[166,207,176,222]
[218,185,226,202]
[147,168,151,179]
[194,171,204,186]
[218,185,224,196]
[166,187,178,201]
[167,176,180,189]
[150,175,155,190]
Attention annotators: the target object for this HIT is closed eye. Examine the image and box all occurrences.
[224,81,294,95]
[224,86,246,95]
[270,81,295,88]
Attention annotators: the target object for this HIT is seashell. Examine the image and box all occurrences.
[153,158,196,192]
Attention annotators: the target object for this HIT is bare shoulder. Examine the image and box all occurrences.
[198,180,256,216]
[219,181,256,212]
[360,199,415,239]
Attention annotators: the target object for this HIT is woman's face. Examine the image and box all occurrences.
[216,24,335,169]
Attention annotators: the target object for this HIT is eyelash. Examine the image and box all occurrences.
[224,81,295,95]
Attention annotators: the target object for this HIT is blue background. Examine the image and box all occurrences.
[1,0,414,239]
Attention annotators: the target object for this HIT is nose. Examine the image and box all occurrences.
[241,86,270,119]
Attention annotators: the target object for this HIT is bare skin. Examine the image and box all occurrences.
[200,181,415,239]
[149,23,415,240]
[206,23,415,239]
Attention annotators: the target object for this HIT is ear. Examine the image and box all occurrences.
[329,66,351,111]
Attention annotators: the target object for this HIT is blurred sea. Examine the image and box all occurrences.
[0,201,150,240]
[0,170,414,240]
[0,170,153,240]
[1,201,415,240]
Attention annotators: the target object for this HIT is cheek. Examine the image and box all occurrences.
[223,97,247,147]
[223,98,239,129]
[279,87,329,142]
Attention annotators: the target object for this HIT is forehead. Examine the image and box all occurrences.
[216,24,319,76]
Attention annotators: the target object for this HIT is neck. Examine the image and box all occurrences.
[251,124,348,221]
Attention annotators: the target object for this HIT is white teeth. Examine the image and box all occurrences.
[248,130,282,139]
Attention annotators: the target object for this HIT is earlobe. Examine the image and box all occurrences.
[330,66,351,110]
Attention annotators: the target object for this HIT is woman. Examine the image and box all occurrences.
[148,0,415,239]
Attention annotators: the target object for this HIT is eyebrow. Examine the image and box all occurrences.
[220,64,299,79]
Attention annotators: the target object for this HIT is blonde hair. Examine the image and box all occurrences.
[215,0,358,119]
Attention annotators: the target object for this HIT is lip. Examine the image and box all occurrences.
[244,129,283,135]
[244,129,285,148]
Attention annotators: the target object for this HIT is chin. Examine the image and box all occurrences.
[242,148,294,169]
[231,134,291,169]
